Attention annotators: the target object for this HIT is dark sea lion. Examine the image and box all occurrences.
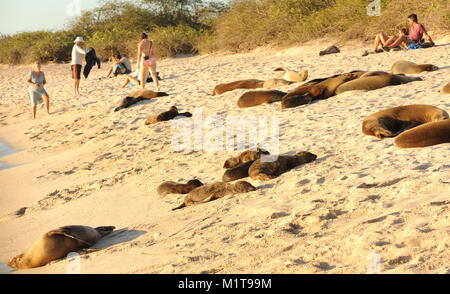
[212,79,265,96]
[441,82,450,94]
[274,68,308,83]
[248,151,317,181]
[263,79,295,89]
[237,90,287,108]
[223,148,270,169]
[362,105,449,139]
[319,45,340,56]
[7,225,115,269]
[335,74,422,95]
[172,181,256,210]
[222,160,254,182]
[145,106,192,125]
[115,89,169,112]
[395,119,450,148]
[390,60,439,74]
[280,94,313,110]
[157,179,204,196]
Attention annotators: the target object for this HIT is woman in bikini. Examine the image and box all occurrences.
[373,28,409,52]
[137,32,159,91]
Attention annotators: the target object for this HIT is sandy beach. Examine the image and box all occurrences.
[0,36,449,274]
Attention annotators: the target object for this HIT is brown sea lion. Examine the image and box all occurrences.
[222,160,255,182]
[395,119,450,148]
[441,82,450,94]
[263,79,295,89]
[390,60,439,75]
[283,72,357,100]
[319,45,340,56]
[7,226,115,269]
[335,74,422,95]
[362,105,449,139]
[157,179,204,196]
[274,68,308,83]
[172,181,257,210]
[280,94,314,110]
[145,106,192,125]
[223,148,270,169]
[115,89,169,112]
[237,90,287,108]
[359,71,390,78]
[248,151,317,181]
[212,79,265,96]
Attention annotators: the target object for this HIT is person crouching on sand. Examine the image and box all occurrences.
[26,62,50,119]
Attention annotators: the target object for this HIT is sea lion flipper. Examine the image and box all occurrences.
[48,230,93,247]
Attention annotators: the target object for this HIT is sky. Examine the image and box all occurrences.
[0,0,103,35]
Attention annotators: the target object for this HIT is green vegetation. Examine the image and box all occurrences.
[1,0,448,64]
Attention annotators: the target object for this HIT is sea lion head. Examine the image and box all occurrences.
[186,179,204,189]
[425,64,439,71]
[295,151,318,162]
[232,181,257,193]
[169,106,178,112]
[95,226,115,237]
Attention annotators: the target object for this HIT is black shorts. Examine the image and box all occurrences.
[71,64,82,79]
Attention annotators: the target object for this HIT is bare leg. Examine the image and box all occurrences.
[43,94,50,115]
[374,32,389,51]
[32,106,37,119]
[384,36,398,48]
[149,61,160,91]
[140,64,148,90]
[121,77,131,88]
[389,36,405,49]
[74,79,80,95]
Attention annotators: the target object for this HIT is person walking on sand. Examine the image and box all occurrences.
[71,36,91,96]
[26,62,50,119]
[137,32,159,91]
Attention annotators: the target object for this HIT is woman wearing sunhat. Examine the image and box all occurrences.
[71,36,91,96]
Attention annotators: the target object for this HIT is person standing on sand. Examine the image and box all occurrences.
[137,32,160,91]
[26,62,50,119]
[71,37,91,96]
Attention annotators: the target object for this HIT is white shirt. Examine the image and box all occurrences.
[71,45,87,65]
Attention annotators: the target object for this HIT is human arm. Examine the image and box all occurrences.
[150,41,155,57]
[423,31,433,43]
[137,43,142,66]
[106,66,113,78]
[26,74,39,88]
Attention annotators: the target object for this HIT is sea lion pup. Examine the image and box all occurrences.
[319,45,340,56]
[390,60,439,75]
[335,74,422,95]
[362,105,449,139]
[223,148,270,169]
[237,90,287,108]
[7,225,115,269]
[212,79,265,96]
[115,89,169,112]
[222,160,254,182]
[441,82,450,94]
[248,151,317,181]
[263,79,295,89]
[282,72,357,101]
[395,119,450,148]
[145,106,192,125]
[172,181,257,210]
[274,68,308,83]
[157,179,204,196]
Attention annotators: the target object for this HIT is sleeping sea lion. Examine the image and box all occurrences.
[263,79,295,89]
[274,68,308,83]
[223,148,270,169]
[395,119,450,148]
[172,181,256,210]
[157,179,204,196]
[145,106,192,125]
[390,60,439,74]
[280,94,313,110]
[237,90,287,108]
[362,105,449,139]
[335,74,422,95]
[222,160,255,182]
[319,45,340,56]
[212,79,265,96]
[115,89,169,112]
[7,225,115,269]
[248,151,317,181]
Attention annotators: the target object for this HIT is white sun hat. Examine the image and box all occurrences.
[74,36,85,43]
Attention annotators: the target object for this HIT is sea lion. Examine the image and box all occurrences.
[157,179,204,196]
[335,74,422,95]
[319,45,340,56]
[222,160,254,182]
[237,90,287,108]
[282,72,357,101]
[212,79,265,96]
[7,225,115,269]
[281,94,313,110]
[248,151,317,181]
[115,89,169,112]
[145,106,192,125]
[274,68,308,83]
[263,79,295,89]
[223,148,270,169]
[395,119,450,148]
[362,105,449,139]
[359,71,390,78]
[172,181,256,210]
[390,60,439,75]
[441,82,450,94]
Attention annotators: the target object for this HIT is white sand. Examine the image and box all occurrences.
[0,37,449,274]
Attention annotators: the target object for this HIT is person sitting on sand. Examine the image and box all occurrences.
[121,68,150,88]
[106,53,132,78]
[373,28,409,52]
[406,14,433,45]
[26,62,50,119]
